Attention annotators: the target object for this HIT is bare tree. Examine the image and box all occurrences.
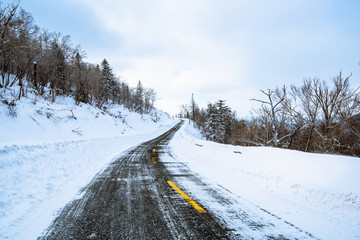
[0,1,20,88]
[251,86,289,147]
[14,9,40,99]
[284,72,359,154]
[289,78,320,151]
[310,72,359,151]
[144,88,156,113]
[179,104,190,119]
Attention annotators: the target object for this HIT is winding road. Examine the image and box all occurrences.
[40,121,315,239]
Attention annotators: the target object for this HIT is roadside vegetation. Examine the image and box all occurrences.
[178,74,360,157]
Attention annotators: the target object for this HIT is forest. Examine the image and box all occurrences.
[179,74,360,157]
[0,2,156,115]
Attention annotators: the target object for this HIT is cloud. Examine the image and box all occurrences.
[75,0,360,116]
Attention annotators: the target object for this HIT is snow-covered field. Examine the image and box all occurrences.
[0,93,177,239]
[165,122,360,240]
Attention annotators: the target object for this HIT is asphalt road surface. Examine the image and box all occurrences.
[40,121,315,239]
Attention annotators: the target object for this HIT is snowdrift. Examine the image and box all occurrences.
[166,122,360,240]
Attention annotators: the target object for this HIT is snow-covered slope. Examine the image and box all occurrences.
[0,92,178,239]
[0,92,172,146]
[165,122,360,240]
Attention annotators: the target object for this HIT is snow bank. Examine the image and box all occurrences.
[0,92,178,239]
[167,122,360,240]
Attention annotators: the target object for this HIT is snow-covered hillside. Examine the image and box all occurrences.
[164,122,360,240]
[0,92,178,239]
[0,91,172,146]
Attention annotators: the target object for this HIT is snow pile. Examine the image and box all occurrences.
[167,122,360,240]
[0,91,177,239]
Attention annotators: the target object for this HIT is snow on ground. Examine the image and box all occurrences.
[165,121,360,240]
[1,86,359,239]
[0,91,178,239]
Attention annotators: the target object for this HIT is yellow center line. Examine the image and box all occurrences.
[167,181,207,213]
[152,157,157,164]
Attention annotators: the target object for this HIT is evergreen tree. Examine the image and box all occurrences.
[135,80,144,113]
[100,58,120,104]
[204,103,217,141]
[73,52,88,104]
[101,59,112,101]
[122,83,132,109]
[215,100,232,143]
[52,41,67,94]
[203,100,232,143]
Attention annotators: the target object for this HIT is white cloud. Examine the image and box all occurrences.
[76,0,360,116]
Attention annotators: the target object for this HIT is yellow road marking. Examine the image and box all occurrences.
[156,144,159,147]
[167,181,207,213]
[153,149,156,152]
[152,157,157,164]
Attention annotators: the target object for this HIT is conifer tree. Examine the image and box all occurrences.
[204,103,217,141]
[52,41,67,94]
[73,52,88,104]
[101,59,112,101]
[215,100,232,143]
[203,100,232,143]
[101,58,121,104]
[135,80,144,113]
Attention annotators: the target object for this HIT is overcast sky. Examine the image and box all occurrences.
[20,0,360,117]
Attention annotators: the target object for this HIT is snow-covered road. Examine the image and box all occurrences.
[39,121,233,239]
[39,121,314,239]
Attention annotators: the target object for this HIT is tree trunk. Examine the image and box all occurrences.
[305,124,315,152]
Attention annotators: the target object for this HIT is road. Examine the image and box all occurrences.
[40,121,315,239]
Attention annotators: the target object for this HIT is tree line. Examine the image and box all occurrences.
[0,1,156,114]
[178,73,360,157]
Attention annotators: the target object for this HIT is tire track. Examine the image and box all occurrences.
[39,121,232,239]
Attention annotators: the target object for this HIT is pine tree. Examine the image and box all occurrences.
[135,80,144,113]
[52,41,67,95]
[215,100,232,143]
[203,100,232,143]
[204,103,217,141]
[122,83,132,109]
[101,59,120,103]
[73,52,88,104]
[92,64,107,108]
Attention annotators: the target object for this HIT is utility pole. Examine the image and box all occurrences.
[191,93,195,125]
